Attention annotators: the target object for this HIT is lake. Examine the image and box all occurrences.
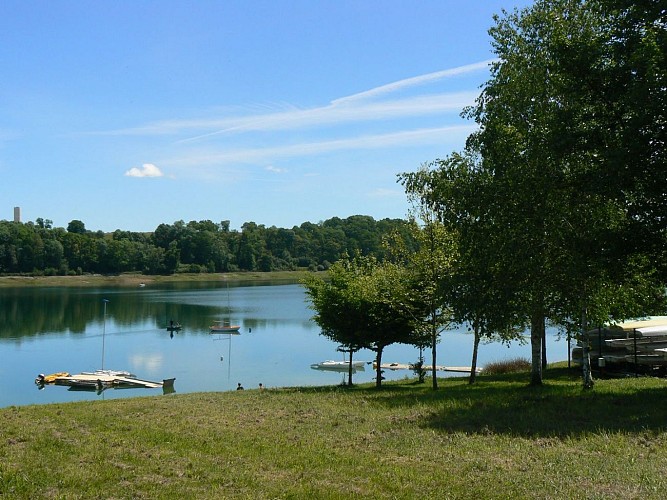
[0,280,572,408]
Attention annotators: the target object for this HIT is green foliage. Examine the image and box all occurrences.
[403,0,666,387]
[386,199,458,389]
[0,216,409,277]
[302,254,422,387]
[478,0,666,382]
[66,219,86,234]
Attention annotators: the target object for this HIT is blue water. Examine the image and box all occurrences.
[0,282,571,408]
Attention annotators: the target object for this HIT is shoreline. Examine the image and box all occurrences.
[0,270,311,288]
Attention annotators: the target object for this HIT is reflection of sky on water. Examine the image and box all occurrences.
[128,353,164,373]
[0,283,571,408]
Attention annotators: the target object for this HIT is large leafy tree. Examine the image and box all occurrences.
[401,157,525,384]
[302,254,421,387]
[406,219,455,390]
[473,0,666,385]
[591,0,666,268]
[302,263,367,386]
[389,183,457,390]
[402,0,665,387]
[467,0,594,385]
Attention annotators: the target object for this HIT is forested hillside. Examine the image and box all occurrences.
[0,216,414,276]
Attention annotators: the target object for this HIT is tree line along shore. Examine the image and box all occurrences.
[0,270,309,288]
[0,215,413,277]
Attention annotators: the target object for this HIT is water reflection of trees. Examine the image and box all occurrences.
[0,288,224,340]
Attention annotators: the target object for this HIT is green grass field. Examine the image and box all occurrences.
[2,367,667,499]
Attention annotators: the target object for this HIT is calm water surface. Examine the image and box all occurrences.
[0,281,570,408]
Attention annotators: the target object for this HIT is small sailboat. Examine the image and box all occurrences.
[99,299,130,375]
[210,278,241,333]
[210,321,240,333]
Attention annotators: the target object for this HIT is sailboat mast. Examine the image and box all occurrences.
[101,299,109,370]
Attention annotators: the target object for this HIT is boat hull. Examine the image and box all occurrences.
[210,326,240,333]
[310,360,367,372]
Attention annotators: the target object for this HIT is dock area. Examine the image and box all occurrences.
[374,362,481,374]
[54,374,168,389]
[36,371,175,391]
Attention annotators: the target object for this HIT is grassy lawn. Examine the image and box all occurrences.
[2,367,667,499]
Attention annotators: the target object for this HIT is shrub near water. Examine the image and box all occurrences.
[482,357,531,375]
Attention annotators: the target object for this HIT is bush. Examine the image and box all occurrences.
[482,357,531,375]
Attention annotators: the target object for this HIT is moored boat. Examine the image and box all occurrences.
[36,369,174,392]
[52,372,174,391]
[210,321,240,333]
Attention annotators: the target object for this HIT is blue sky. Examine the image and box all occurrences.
[1,0,533,233]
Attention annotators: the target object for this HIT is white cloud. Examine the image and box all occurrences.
[332,59,494,105]
[100,62,488,175]
[266,165,287,174]
[124,163,164,178]
[94,61,490,140]
[175,91,477,143]
[170,124,477,167]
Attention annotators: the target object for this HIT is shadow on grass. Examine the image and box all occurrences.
[353,368,667,438]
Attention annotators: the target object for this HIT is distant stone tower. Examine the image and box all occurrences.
[13,206,20,223]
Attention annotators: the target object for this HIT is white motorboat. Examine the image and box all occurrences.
[310,360,366,371]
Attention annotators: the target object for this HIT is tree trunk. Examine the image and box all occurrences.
[581,307,594,389]
[431,321,438,390]
[541,326,547,370]
[417,348,426,384]
[530,310,544,386]
[347,350,354,386]
[375,347,384,388]
[469,323,481,385]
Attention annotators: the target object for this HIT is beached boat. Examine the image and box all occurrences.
[310,360,366,371]
[572,317,667,373]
